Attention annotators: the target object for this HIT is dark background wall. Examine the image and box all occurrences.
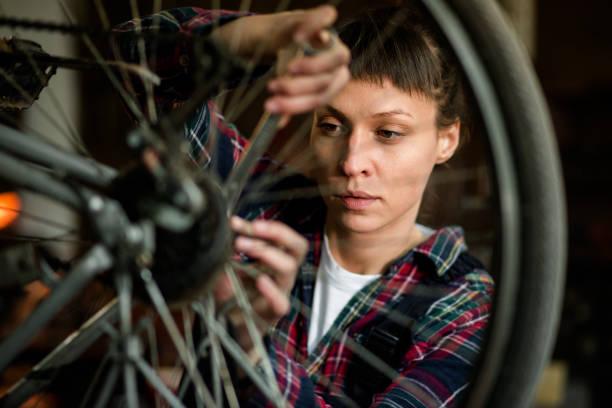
[536,0,612,406]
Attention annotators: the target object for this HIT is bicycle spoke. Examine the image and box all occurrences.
[181,304,201,400]
[140,268,217,408]
[20,68,86,158]
[223,0,290,122]
[93,0,152,126]
[129,0,157,125]
[93,362,121,408]
[143,312,163,408]
[202,1,252,179]
[0,233,87,247]
[205,315,281,405]
[224,112,282,212]
[79,353,111,408]
[223,264,284,408]
[56,1,147,126]
[133,355,186,408]
[115,270,139,408]
[195,297,240,408]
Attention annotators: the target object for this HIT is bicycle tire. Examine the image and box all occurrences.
[421,1,567,406]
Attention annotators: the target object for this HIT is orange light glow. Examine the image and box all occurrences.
[0,192,21,229]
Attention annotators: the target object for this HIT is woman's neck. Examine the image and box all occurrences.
[325,219,426,276]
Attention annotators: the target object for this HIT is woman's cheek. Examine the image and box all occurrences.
[311,138,341,169]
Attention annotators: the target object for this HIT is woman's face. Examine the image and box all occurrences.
[309,79,459,237]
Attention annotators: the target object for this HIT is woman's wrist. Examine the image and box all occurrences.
[209,12,294,62]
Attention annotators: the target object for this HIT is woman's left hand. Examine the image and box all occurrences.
[214,216,308,357]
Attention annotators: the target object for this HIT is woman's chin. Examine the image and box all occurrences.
[329,212,383,235]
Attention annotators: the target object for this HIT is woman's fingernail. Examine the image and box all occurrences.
[318,30,331,46]
[235,236,252,250]
[265,99,280,113]
[253,221,268,232]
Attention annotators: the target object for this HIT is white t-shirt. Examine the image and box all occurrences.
[307,235,380,353]
[306,225,436,354]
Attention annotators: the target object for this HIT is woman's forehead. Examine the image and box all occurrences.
[323,79,437,120]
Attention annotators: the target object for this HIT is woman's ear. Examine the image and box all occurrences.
[435,121,460,164]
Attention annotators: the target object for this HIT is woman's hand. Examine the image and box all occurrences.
[210,5,351,115]
[214,216,308,359]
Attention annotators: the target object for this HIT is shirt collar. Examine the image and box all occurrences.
[405,226,468,278]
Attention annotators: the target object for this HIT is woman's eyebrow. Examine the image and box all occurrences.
[372,109,414,119]
[318,105,348,122]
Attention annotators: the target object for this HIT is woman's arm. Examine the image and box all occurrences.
[113,6,349,115]
[113,6,349,178]
[210,6,351,115]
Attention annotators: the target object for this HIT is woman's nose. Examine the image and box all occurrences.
[339,130,372,177]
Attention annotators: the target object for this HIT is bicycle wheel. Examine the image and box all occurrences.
[0,3,279,407]
[422,1,567,406]
[0,1,566,407]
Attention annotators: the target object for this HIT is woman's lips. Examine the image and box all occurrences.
[335,192,378,210]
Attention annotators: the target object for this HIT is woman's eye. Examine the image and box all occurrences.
[317,122,343,136]
[376,129,402,140]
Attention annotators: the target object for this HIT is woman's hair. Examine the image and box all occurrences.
[337,4,469,135]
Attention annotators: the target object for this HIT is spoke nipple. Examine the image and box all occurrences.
[126,335,143,358]
[127,131,142,149]
[88,196,104,212]
[125,225,143,245]
[140,268,153,282]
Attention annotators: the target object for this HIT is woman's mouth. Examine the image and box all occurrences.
[335,191,378,210]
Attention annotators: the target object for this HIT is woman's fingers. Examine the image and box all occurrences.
[234,235,297,291]
[268,72,335,96]
[231,216,308,261]
[225,217,306,343]
[231,216,307,297]
[256,274,290,317]
[292,5,338,44]
[287,43,351,76]
[265,6,350,115]
[265,66,350,114]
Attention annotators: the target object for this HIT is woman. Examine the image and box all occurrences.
[116,3,493,407]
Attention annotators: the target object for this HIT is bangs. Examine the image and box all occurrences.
[338,7,444,101]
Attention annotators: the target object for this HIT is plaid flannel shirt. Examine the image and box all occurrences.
[115,8,494,407]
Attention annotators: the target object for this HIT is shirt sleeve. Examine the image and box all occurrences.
[112,8,251,113]
[112,8,270,179]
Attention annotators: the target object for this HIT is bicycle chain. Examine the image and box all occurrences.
[0,15,192,40]
[0,16,109,37]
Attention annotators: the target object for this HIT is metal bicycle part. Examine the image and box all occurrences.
[0,4,284,406]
